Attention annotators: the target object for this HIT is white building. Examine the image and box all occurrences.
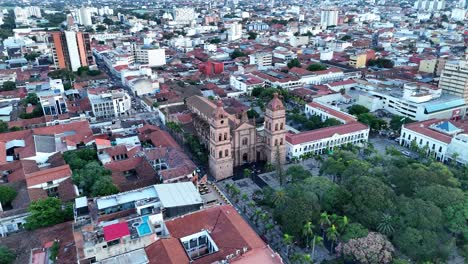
[75,7,93,26]
[89,89,132,119]
[131,45,166,67]
[249,52,272,70]
[399,119,467,162]
[98,6,114,16]
[229,73,265,94]
[438,60,468,104]
[286,122,369,159]
[451,8,467,21]
[320,8,339,28]
[64,31,82,71]
[173,7,196,25]
[228,22,242,41]
[354,81,466,121]
[413,0,446,11]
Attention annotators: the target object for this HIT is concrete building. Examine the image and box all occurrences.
[249,52,272,70]
[413,0,446,11]
[320,8,339,28]
[230,73,265,94]
[228,22,242,41]
[173,7,196,25]
[286,122,370,159]
[49,31,94,71]
[89,89,132,119]
[354,81,466,121]
[438,60,468,104]
[400,119,468,163]
[131,45,166,67]
[75,7,93,26]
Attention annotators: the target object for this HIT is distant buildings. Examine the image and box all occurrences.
[73,7,93,26]
[249,52,272,70]
[49,31,94,71]
[13,6,41,25]
[438,60,468,105]
[173,7,196,25]
[227,22,242,41]
[413,0,446,11]
[320,8,339,28]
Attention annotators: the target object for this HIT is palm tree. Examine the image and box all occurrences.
[225,183,233,195]
[243,168,252,179]
[377,213,395,236]
[311,235,323,263]
[247,200,255,208]
[241,193,248,202]
[273,189,287,207]
[319,212,331,238]
[283,233,294,257]
[302,221,314,249]
[302,254,313,264]
[326,224,339,253]
[254,208,262,225]
[338,215,349,233]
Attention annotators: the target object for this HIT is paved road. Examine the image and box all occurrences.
[370,135,418,158]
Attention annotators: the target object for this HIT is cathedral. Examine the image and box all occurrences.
[186,93,287,180]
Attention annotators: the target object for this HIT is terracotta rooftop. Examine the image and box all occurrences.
[286,122,369,145]
[307,102,356,124]
[403,119,468,144]
[145,205,278,264]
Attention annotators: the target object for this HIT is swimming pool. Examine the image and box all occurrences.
[137,216,152,237]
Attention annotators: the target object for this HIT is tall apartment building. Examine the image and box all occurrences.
[131,45,166,67]
[49,31,94,71]
[439,60,468,105]
[74,7,93,26]
[14,6,41,24]
[173,8,196,25]
[413,0,446,11]
[227,22,242,41]
[320,8,339,28]
[89,89,132,119]
[249,52,272,70]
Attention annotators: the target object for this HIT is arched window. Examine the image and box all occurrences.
[280,123,284,130]
[275,139,278,146]
[219,151,222,158]
[275,124,278,131]
[280,138,283,145]
[242,138,248,146]
[268,123,271,130]
[224,133,227,140]
[218,134,222,141]
[225,149,229,157]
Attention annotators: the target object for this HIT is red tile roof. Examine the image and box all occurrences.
[152,205,267,264]
[103,223,130,242]
[403,119,467,144]
[145,237,189,264]
[286,122,369,145]
[307,102,356,123]
[25,164,72,187]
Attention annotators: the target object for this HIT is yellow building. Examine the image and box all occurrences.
[349,53,367,68]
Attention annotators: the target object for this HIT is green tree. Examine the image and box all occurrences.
[344,176,395,229]
[0,186,17,207]
[348,104,369,116]
[340,35,351,41]
[24,197,73,230]
[23,93,39,105]
[24,52,40,61]
[287,58,301,69]
[283,233,294,257]
[341,222,369,242]
[243,168,252,179]
[247,31,258,40]
[231,49,246,59]
[0,120,8,133]
[302,221,314,248]
[358,113,386,130]
[1,81,16,91]
[0,245,15,264]
[377,213,395,236]
[286,165,312,183]
[307,63,327,71]
[389,115,413,131]
[49,241,59,261]
[326,224,339,252]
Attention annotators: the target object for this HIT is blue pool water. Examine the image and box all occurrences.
[137,216,152,236]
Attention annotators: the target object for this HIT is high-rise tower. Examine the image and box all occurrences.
[209,101,234,180]
[264,93,286,164]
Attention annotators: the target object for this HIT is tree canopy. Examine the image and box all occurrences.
[24,197,73,230]
[0,245,15,264]
[0,186,17,207]
[307,63,327,71]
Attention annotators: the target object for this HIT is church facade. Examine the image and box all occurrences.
[186,93,286,180]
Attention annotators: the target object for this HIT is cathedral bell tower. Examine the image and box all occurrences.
[209,101,234,180]
[264,93,286,164]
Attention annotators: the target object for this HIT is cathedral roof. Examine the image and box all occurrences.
[266,93,285,111]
